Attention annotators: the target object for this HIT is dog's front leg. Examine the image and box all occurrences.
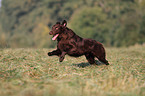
[48,49,61,56]
[59,51,66,62]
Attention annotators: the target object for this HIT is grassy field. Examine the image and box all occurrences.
[0,45,145,96]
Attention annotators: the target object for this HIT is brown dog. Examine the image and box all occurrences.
[48,20,109,65]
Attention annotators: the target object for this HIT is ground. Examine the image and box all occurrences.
[0,45,145,96]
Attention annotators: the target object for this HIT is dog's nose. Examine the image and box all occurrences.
[49,31,53,35]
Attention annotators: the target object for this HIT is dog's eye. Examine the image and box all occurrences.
[55,27,58,30]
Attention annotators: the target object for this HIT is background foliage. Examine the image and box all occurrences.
[0,0,145,48]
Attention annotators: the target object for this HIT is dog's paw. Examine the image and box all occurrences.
[48,52,52,56]
[59,56,64,62]
[105,62,109,65]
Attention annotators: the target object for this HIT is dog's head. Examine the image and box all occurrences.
[49,20,67,40]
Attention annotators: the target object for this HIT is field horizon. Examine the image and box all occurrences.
[0,45,145,96]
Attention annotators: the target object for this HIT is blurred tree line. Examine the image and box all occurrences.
[0,0,145,48]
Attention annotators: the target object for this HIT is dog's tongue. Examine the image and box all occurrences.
[52,34,59,40]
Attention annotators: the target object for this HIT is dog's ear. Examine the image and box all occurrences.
[56,22,60,24]
[62,20,67,26]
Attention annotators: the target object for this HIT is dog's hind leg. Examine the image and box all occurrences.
[93,51,109,65]
[98,56,109,65]
[85,53,95,64]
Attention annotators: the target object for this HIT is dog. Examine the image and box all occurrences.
[48,20,109,65]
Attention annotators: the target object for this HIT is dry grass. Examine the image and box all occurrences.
[0,45,145,96]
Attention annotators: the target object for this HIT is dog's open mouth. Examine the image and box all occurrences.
[52,34,59,40]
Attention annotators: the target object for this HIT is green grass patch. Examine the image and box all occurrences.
[0,46,145,96]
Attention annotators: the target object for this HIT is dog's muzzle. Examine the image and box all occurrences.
[49,31,53,35]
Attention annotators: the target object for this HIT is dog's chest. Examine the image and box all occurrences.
[58,40,72,51]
